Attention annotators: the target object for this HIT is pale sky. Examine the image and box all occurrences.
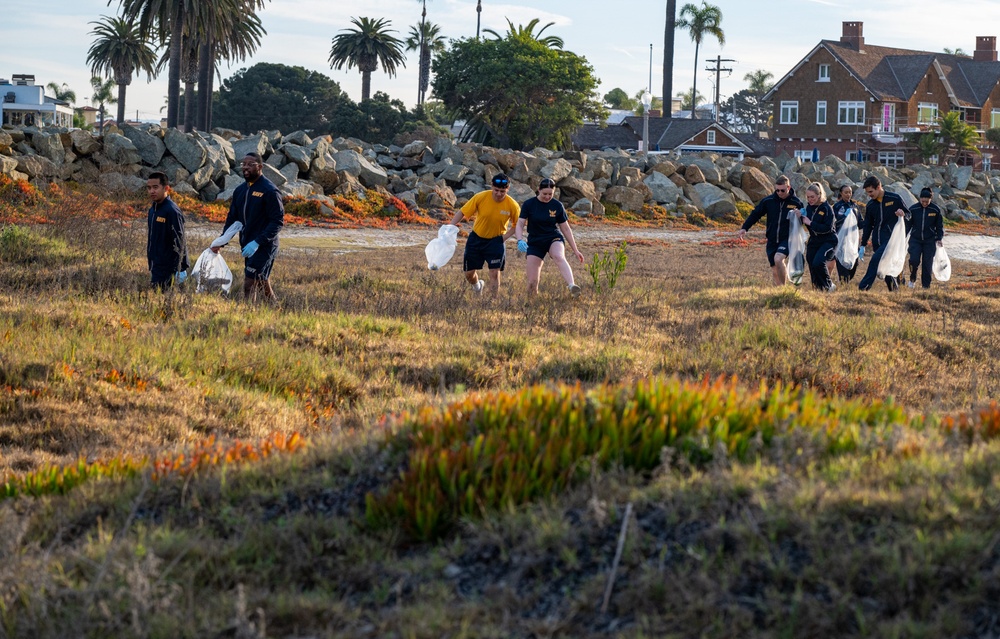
[4,0,1000,123]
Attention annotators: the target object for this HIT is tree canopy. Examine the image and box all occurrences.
[604,87,636,111]
[432,35,605,150]
[212,63,352,133]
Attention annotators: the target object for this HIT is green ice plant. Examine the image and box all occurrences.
[587,241,628,292]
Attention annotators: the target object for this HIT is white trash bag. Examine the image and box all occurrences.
[425,224,459,270]
[787,211,808,286]
[191,248,234,294]
[836,211,859,269]
[933,245,952,281]
[211,221,243,249]
[877,217,908,279]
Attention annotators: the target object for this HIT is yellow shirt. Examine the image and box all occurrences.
[460,191,521,239]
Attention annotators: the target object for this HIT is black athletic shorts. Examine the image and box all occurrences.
[463,232,505,271]
[766,240,789,267]
[245,243,278,280]
[526,236,563,259]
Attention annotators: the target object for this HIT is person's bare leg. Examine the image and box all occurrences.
[827,260,837,282]
[772,253,788,286]
[549,242,575,287]
[261,279,278,303]
[487,268,501,294]
[525,255,543,294]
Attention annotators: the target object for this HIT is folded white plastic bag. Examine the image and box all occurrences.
[191,248,234,293]
[877,217,908,279]
[425,224,459,270]
[787,212,807,285]
[836,211,859,269]
[933,245,952,281]
[210,221,244,249]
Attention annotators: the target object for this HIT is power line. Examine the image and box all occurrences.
[705,55,736,122]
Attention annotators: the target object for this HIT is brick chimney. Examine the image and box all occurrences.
[841,22,864,52]
[974,36,997,61]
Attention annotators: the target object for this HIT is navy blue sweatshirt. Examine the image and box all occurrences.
[804,201,836,243]
[741,188,804,245]
[147,196,188,275]
[906,202,944,243]
[222,176,284,251]
[861,190,906,249]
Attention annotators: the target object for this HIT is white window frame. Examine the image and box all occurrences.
[846,150,859,162]
[991,109,1000,129]
[838,101,865,125]
[917,102,939,125]
[878,150,906,168]
[780,101,799,125]
[818,64,831,82]
[794,150,814,161]
[706,130,716,144]
[816,101,827,125]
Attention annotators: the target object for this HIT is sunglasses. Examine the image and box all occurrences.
[775,187,789,193]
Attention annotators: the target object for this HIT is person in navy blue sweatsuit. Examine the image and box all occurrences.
[832,184,863,283]
[800,182,838,291]
[857,176,907,291]
[738,175,804,285]
[905,187,944,289]
[146,171,188,290]
[212,152,284,302]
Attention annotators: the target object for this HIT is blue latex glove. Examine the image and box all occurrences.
[517,239,528,254]
[241,240,259,258]
[175,270,187,284]
[858,246,865,260]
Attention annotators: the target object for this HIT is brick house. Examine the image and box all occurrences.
[764,22,1000,169]
[573,117,755,159]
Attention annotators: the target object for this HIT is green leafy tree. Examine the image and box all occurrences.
[116,0,185,128]
[87,15,158,124]
[908,131,945,164]
[937,110,982,163]
[329,17,406,103]
[662,0,676,119]
[405,20,446,106]
[212,62,352,132]
[46,82,77,105]
[676,88,705,112]
[985,127,1000,148]
[432,35,605,150]
[676,1,724,120]
[721,69,773,133]
[632,90,663,115]
[484,18,564,49]
[604,87,636,110]
[944,47,967,56]
[195,2,266,131]
[90,76,117,135]
[328,91,419,143]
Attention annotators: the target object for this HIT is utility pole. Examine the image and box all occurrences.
[476,0,482,39]
[705,55,735,122]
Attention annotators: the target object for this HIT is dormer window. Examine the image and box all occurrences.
[706,130,716,144]
[818,64,831,82]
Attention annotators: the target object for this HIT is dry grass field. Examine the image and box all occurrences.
[2,183,1000,637]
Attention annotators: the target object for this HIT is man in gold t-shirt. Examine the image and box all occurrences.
[446,173,521,294]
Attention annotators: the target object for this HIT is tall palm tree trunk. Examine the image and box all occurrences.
[206,64,215,131]
[362,71,372,102]
[166,1,184,129]
[184,80,196,131]
[116,82,128,124]
[662,0,676,119]
[197,38,212,132]
[691,40,700,119]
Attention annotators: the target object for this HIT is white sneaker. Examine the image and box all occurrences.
[569,284,582,296]
[472,280,484,293]
[826,282,836,292]
[907,281,916,289]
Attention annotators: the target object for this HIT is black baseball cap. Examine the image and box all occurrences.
[919,187,933,198]
[492,174,510,188]
[539,178,556,189]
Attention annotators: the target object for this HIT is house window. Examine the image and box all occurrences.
[984,155,993,171]
[794,150,814,161]
[817,101,827,125]
[991,109,1000,128]
[780,101,799,125]
[838,101,865,125]
[846,150,859,162]
[918,102,939,125]
[818,64,830,82]
[878,150,906,168]
[706,130,716,144]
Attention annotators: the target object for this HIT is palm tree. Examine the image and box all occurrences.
[662,0,676,119]
[194,4,265,131]
[484,18,563,49]
[116,0,186,128]
[329,17,406,103]
[90,76,117,135]
[46,82,77,105]
[406,20,446,105]
[676,1,724,120]
[944,47,967,56]
[676,88,705,114]
[87,15,158,125]
[743,69,773,95]
[937,111,982,164]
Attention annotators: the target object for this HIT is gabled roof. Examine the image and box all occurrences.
[622,117,752,152]
[766,39,1000,109]
[571,123,638,150]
